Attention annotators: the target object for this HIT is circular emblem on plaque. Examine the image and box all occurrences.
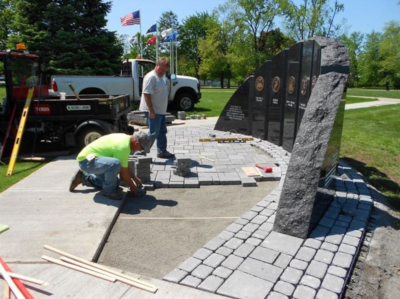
[288,76,296,94]
[272,76,280,93]
[255,76,264,92]
[301,76,308,95]
[311,75,317,89]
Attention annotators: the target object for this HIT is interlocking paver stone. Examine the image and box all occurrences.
[332,252,353,269]
[224,237,244,250]
[322,273,345,294]
[304,238,321,249]
[262,231,303,256]
[328,265,347,278]
[246,237,262,246]
[267,292,289,299]
[218,230,234,241]
[259,223,274,232]
[193,248,212,260]
[274,253,292,269]
[321,242,339,252]
[242,211,258,220]
[221,254,244,270]
[251,215,268,225]
[213,266,233,279]
[342,235,360,247]
[235,218,249,225]
[306,260,328,279]
[203,253,226,268]
[293,285,316,299]
[280,267,303,284]
[226,223,243,233]
[198,275,224,292]
[300,275,321,289]
[238,257,283,283]
[338,243,356,255]
[260,208,275,217]
[235,230,252,240]
[204,237,226,251]
[273,280,295,296]
[234,243,255,258]
[314,249,334,264]
[163,269,188,283]
[178,257,202,272]
[295,247,316,262]
[289,259,308,270]
[316,289,338,299]
[180,275,202,288]
[217,270,273,299]
[192,264,214,279]
[250,246,280,264]
[242,223,260,233]
[216,246,233,257]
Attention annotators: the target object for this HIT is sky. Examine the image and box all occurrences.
[106,0,400,40]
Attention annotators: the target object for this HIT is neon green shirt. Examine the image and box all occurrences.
[77,133,131,168]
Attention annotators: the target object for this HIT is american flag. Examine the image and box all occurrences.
[121,11,140,26]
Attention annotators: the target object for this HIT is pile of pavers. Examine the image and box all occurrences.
[128,156,152,188]
[173,157,191,177]
[127,111,175,125]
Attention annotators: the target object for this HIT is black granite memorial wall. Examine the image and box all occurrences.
[282,42,302,152]
[214,76,253,135]
[251,61,271,140]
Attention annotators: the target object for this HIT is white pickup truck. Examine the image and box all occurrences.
[51,59,201,111]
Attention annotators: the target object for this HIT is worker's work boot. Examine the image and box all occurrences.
[69,170,84,192]
[100,189,123,200]
[157,151,175,159]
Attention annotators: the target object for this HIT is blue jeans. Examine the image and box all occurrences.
[79,157,121,193]
[145,112,167,154]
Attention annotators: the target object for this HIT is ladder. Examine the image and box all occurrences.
[6,87,34,176]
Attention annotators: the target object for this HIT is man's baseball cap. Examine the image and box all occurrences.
[134,131,152,153]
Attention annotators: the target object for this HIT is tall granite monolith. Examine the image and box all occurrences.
[273,37,349,239]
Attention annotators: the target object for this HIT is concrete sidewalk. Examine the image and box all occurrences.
[345,96,400,110]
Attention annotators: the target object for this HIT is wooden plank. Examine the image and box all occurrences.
[3,281,10,299]
[241,167,261,177]
[0,263,25,299]
[7,272,49,286]
[42,256,116,282]
[60,257,156,293]
[43,245,157,292]
[198,155,215,162]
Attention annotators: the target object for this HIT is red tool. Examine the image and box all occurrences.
[255,164,273,173]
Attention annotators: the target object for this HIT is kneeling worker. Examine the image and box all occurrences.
[69,131,151,200]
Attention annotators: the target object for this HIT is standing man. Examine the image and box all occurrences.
[69,131,151,200]
[139,57,175,159]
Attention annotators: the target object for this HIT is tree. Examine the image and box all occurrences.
[379,21,400,89]
[8,0,123,75]
[158,10,179,32]
[231,0,282,68]
[358,31,382,86]
[179,12,212,79]
[282,0,345,41]
[340,31,364,87]
[0,0,18,50]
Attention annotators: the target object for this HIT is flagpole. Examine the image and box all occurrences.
[139,10,143,58]
[175,39,178,75]
[156,22,159,61]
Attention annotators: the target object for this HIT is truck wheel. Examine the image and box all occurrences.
[78,127,105,148]
[175,93,195,111]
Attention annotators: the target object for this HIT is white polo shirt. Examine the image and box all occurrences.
[139,70,169,115]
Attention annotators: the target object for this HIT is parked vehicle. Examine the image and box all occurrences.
[0,49,132,156]
[51,59,202,111]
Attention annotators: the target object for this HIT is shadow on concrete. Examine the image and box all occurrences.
[122,194,178,215]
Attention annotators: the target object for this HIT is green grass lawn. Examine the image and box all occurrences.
[347,88,400,99]
[345,96,377,105]
[0,159,49,192]
[341,104,400,209]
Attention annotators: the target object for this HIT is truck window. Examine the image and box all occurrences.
[121,61,132,76]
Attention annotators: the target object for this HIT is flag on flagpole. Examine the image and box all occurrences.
[147,36,156,45]
[146,24,157,33]
[129,36,137,44]
[121,11,140,26]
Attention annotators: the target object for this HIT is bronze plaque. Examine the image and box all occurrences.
[255,76,264,92]
[272,76,280,93]
[288,76,296,94]
[301,76,308,95]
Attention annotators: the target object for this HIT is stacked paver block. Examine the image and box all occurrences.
[128,156,153,189]
[163,131,374,299]
[173,158,191,177]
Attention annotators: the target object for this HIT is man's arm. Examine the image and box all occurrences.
[143,93,155,119]
[120,167,138,194]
